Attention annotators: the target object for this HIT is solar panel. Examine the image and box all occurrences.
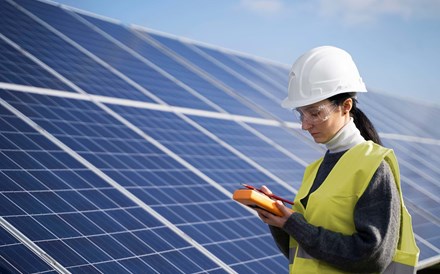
[0,88,234,273]
[138,30,292,121]
[190,43,286,100]
[0,225,56,273]
[232,55,290,94]
[77,13,263,118]
[246,123,323,164]
[0,36,74,92]
[1,89,289,272]
[14,0,225,112]
[0,0,439,272]
[361,92,440,139]
[188,116,306,189]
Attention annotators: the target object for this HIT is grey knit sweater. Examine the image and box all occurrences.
[269,150,401,273]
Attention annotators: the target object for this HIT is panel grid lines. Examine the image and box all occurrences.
[1,88,287,272]
[0,90,230,272]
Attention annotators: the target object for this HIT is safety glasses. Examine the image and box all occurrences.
[294,102,339,125]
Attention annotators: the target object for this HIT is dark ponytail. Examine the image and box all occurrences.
[329,93,382,145]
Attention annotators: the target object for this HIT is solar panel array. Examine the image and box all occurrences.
[0,0,439,272]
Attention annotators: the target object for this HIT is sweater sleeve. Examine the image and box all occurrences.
[282,161,401,273]
[269,225,290,259]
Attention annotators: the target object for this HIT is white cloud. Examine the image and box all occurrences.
[238,0,284,16]
[317,0,440,25]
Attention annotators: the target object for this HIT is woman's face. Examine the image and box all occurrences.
[297,99,352,143]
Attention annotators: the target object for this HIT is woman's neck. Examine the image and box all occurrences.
[324,118,365,153]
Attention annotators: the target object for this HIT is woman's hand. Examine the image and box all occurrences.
[255,185,293,228]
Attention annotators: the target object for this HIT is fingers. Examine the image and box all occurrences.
[256,208,279,227]
[255,208,266,218]
[275,200,284,209]
[260,185,272,195]
[255,208,270,223]
[255,202,293,228]
[275,200,294,216]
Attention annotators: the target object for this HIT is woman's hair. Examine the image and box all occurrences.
[329,92,383,145]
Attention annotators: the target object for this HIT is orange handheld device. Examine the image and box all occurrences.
[233,185,293,216]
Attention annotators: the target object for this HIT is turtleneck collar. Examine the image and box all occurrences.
[324,117,366,153]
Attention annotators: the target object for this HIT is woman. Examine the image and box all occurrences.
[256,46,419,273]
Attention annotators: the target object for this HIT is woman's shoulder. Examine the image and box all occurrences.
[366,160,396,197]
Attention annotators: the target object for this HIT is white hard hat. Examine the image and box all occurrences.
[281,46,367,109]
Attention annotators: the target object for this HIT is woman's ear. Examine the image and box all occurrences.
[343,98,353,114]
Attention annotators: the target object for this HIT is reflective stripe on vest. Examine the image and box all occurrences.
[288,141,419,273]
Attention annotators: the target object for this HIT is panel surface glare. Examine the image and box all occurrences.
[14,0,217,111]
[0,0,152,100]
[0,37,74,91]
[79,13,263,118]
[143,31,292,121]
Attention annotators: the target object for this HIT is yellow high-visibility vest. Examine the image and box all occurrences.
[289,141,419,273]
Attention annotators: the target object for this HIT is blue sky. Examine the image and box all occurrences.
[53,0,440,105]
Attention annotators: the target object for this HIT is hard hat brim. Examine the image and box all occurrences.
[281,88,367,109]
